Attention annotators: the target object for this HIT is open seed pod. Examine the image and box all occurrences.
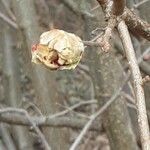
[31,29,84,70]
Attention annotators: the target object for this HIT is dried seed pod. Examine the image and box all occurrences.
[31,29,84,70]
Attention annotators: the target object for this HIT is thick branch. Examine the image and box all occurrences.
[118,20,150,150]
[122,8,150,41]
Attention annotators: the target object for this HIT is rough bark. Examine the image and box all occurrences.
[12,0,69,149]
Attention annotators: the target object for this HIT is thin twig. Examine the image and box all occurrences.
[49,100,97,119]
[69,74,130,150]
[1,0,16,21]
[118,20,150,150]
[134,0,149,8]
[0,11,18,29]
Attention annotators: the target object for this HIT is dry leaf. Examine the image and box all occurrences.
[31,29,84,70]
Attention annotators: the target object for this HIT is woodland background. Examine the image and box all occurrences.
[0,0,150,150]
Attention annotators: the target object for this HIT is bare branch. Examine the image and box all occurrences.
[118,20,150,150]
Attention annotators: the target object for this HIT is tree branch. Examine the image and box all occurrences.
[96,0,150,41]
[0,111,101,132]
[122,8,150,41]
[118,20,150,150]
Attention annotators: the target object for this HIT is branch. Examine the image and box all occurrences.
[96,0,150,41]
[122,8,150,41]
[62,0,94,18]
[0,11,18,29]
[134,0,149,8]
[118,20,150,150]
[0,110,101,132]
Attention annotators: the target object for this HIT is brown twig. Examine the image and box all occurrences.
[118,20,150,150]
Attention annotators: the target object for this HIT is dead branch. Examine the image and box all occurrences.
[97,18,116,52]
[118,20,150,150]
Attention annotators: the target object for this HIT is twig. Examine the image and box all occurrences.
[134,0,149,8]
[0,11,18,29]
[0,108,51,150]
[1,0,16,21]
[118,20,150,150]
[49,100,97,119]
[69,74,130,150]
[90,5,100,12]
[62,0,94,18]
[83,41,100,47]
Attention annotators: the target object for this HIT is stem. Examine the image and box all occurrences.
[118,20,150,150]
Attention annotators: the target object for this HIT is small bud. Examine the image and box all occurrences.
[31,29,84,70]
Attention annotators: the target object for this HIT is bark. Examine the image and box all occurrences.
[81,1,138,149]
[12,0,69,149]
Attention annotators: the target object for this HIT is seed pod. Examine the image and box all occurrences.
[31,29,84,70]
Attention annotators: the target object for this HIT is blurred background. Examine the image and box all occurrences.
[0,0,150,150]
